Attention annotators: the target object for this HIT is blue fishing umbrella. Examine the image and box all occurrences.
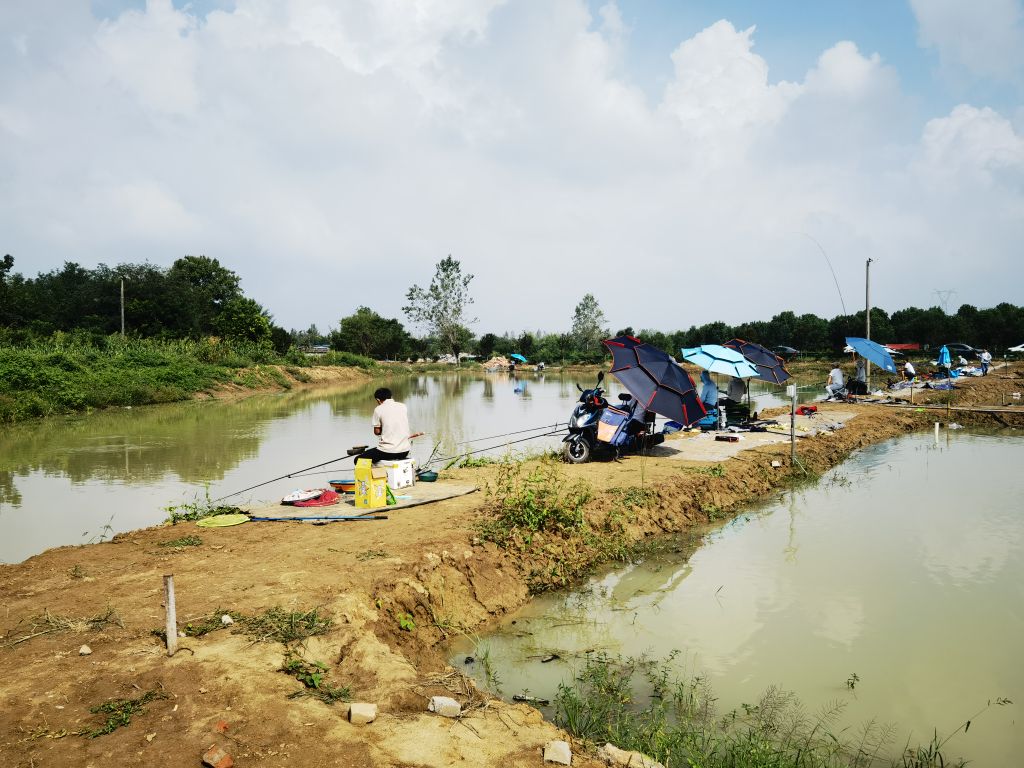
[937,345,951,368]
[680,345,760,379]
[845,337,897,373]
[510,353,528,363]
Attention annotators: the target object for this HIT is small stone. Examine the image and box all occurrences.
[199,687,208,694]
[145,733,155,743]
[427,696,461,718]
[220,615,234,626]
[79,645,92,656]
[598,742,665,768]
[771,460,782,468]
[348,702,377,725]
[202,744,234,768]
[543,739,572,765]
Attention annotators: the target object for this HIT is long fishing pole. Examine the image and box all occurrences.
[211,453,358,502]
[290,427,569,480]
[214,421,568,501]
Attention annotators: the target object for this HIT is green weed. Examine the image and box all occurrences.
[356,549,390,561]
[397,612,416,632]
[158,535,202,548]
[85,689,168,738]
[281,652,351,705]
[238,606,333,644]
[478,459,591,544]
[164,486,245,524]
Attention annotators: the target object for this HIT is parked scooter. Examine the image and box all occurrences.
[562,372,666,463]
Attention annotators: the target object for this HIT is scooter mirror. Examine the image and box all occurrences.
[597,371,605,383]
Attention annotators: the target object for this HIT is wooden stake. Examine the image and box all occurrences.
[163,574,178,657]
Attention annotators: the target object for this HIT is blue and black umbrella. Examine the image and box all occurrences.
[603,335,706,426]
[722,339,792,385]
[510,353,528,363]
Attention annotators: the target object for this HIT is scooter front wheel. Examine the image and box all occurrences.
[563,437,592,464]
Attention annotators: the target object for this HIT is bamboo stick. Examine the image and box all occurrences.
[163,575,178,657]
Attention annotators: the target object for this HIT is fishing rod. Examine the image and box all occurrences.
[290,427,569,480]
[214,421,568,501]
[211,453,359,502]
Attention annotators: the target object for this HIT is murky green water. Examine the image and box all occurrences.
[0,372,806,564]
[452,429,1024,767]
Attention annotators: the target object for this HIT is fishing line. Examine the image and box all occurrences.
[213,421,568,500]
[289,428,569,480]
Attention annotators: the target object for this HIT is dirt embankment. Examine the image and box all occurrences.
[2,366,1022,768]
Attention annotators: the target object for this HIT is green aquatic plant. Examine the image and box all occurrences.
[553,652,978,768]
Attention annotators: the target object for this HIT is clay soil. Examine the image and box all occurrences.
[2,365,1022,768]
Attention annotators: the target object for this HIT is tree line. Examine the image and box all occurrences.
[2,254,1022,362]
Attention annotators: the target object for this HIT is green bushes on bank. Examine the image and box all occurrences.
[0,333,375,423]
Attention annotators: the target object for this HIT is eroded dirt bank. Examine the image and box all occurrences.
[2,367,1022,767]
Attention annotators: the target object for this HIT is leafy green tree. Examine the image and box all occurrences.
[571,293,608,357]
[270,325,292,355]
[331,306,410,359]
[167,255,242,337]
[477,332,498,359]
[518,332,535,357]
[214,297,272,344]
[403,256,476,365]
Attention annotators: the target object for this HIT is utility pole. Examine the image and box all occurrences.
[865,258,873,390]
[120,279,125,336]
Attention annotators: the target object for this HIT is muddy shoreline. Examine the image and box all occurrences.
[1,366,1021,767]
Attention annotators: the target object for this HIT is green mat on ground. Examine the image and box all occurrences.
[196,513,249,527]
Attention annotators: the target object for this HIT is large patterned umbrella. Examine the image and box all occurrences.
[722,339,792,385]
[845,337,898,374]
[602,336,707,426]
[680,345,760,379]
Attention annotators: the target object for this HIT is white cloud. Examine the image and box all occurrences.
[910,0,1024,84]
[0,1,1021,334]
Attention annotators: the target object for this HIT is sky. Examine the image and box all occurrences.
[2,1,1022,337]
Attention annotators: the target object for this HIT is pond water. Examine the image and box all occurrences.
[451,428,1024,766]
[0,371,807,564]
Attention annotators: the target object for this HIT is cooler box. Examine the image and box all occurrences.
[354,459,389,508]
[596,407,629,446]
[377,459,415,489]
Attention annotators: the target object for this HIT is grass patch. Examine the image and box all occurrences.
[281,652,351,704]
[158,535,202,548]
[478,458,591,545]
[237,606,333,644]
[685,464,726,478]
[356,548,390,561]
[85,689,168,738]
[608,486,658,510]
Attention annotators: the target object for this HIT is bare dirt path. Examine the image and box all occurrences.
[2,364,1022,767]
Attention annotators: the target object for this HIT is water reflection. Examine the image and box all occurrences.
[1,370,804,564]
[455,429,1024,767]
